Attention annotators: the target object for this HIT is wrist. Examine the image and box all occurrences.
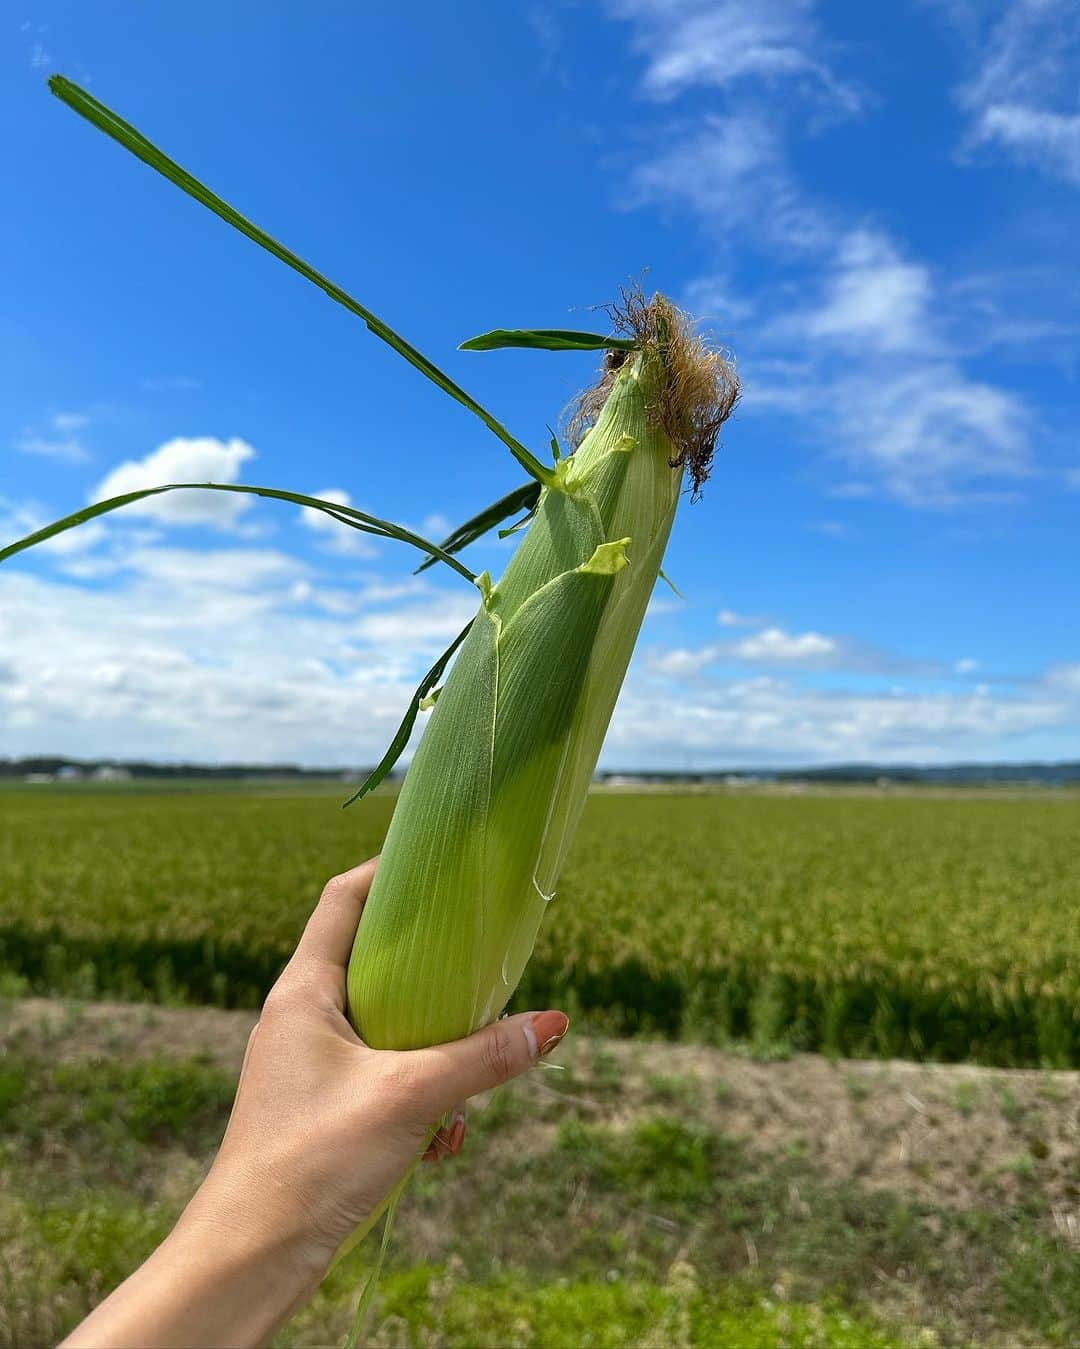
[178,1165,334,1301]
[61,1190,326,1349]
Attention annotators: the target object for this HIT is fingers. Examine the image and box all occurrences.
[283,856,378,982]
[407,1011,569,1118]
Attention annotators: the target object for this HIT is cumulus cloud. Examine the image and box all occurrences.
[92,437,257,527]
[607,672,1070,765]
[730,626,837,663]
[0,545,473,765]
[648,623,945,679]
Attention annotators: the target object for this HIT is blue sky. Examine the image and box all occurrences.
[2,0,1078,769]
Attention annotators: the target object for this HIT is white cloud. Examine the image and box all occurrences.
[300,488,380,558]
[828,364,1030,507]
[718,608,765,628]
[730,626,837,663]
[609,0,860,114]
[607,0,1038,510]
[651,624,945,678]
[645,593,681,619]
[950,0,1080,184]
[92,437,257,528]
[973,105,1080,184]
[681,275,755,325]
[648,645,720,678]
[13,435,89,464]
[0,544,475,765]
[626,113,832,256]
[607,672,1070,764]
[2,533,1077,766]
[1045,663,1080,693]
[52,411,91,433]
[802,230,933,353]
[954,657,979,674]
[12,411,94,464]
[353,596,478,646]
[418,512,453,540]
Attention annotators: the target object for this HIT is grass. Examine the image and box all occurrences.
[2,1004,1077,1348]
[0,787,1077,1066]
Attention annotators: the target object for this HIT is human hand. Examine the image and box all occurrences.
[63,858,568,1348]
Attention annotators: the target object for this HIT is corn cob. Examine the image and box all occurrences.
[349,298,737,1048]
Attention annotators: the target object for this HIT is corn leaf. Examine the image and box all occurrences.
[414,481,542,574]
[0,482,476,581]
[47,76,556,489]
[460,329,637,353]
[341,619,474,808]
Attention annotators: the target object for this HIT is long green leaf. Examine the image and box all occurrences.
[0,483,476,582]
[460,329,637,353]
[47,76,556,489]
[341,619,474,808]
[414,481,542,574]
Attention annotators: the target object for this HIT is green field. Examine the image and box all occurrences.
[1,785,1077,1066]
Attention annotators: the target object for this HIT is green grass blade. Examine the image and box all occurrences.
[341,619,473,808]
[414,481,542,574]
[0,483,476,581]
[47,76,556,488]
[460,329,637,352]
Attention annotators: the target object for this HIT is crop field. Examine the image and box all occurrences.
[1,785,1077,1067]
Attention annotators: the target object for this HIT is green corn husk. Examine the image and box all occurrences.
[348,300,736,1048]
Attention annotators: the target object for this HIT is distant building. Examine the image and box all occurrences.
[92,765,132,782]
[23,772,54,784]
[57,765,83,781]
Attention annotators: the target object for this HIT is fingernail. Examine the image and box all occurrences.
[449,1107,466,1155]
[528,1010,569,1060]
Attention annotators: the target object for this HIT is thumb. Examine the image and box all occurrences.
[407,1010,569,1115]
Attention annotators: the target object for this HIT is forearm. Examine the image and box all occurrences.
[61,1207,322,1349]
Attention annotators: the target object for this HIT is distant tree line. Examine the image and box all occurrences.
[0,757,382,782]
[4,756,1079,786]
[597,762,1080,786]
